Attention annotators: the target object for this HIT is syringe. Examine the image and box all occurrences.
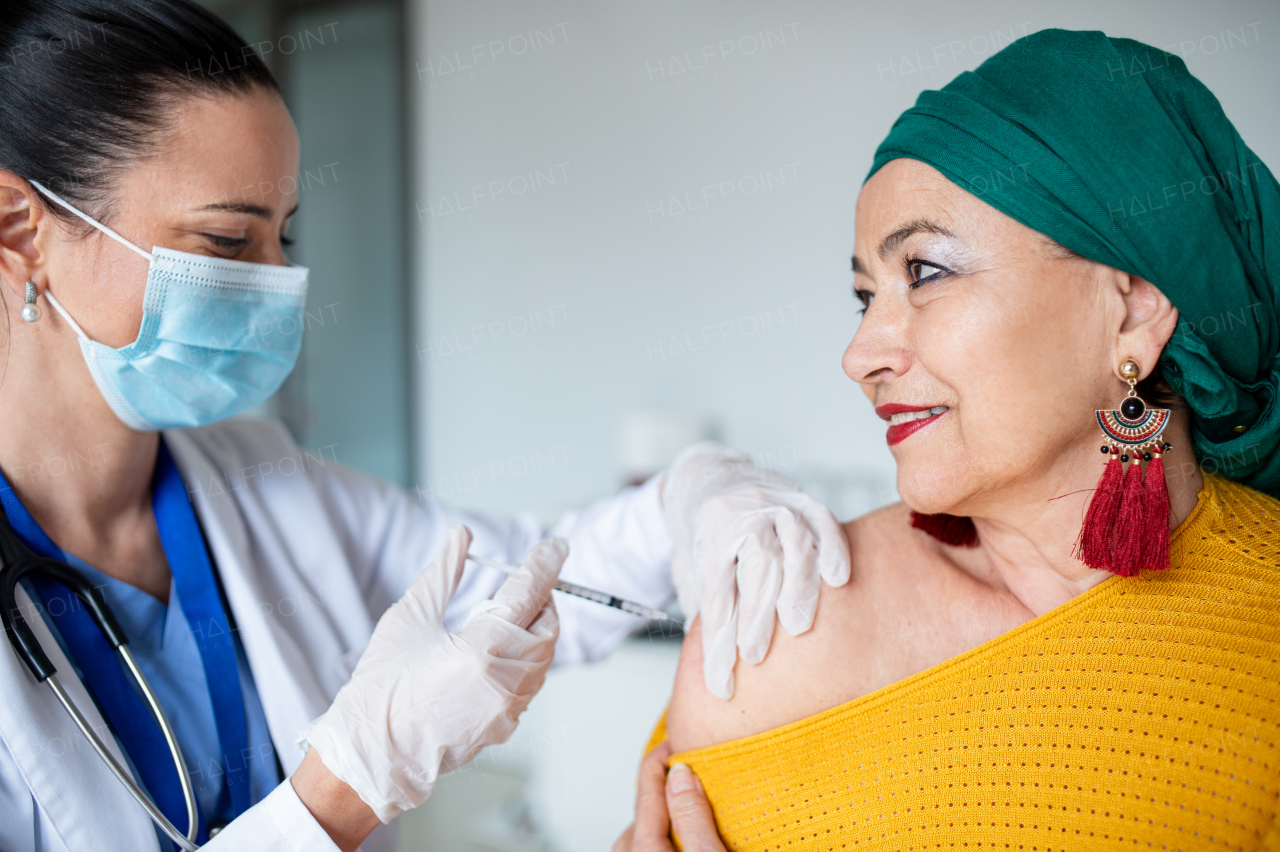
[465,553,680,624]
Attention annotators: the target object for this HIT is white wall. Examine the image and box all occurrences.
[409,0,1280,521]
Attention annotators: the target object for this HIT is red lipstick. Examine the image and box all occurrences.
[876,403,947,446]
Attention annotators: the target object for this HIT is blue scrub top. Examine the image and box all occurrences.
[37,552,280,839]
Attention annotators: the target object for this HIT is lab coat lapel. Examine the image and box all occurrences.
[164,427,368,775]
[0,583,161,851]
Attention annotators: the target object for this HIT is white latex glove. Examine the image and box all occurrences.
[662,442,850,699]
[300,524,564,822]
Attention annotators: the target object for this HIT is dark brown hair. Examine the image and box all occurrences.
[0,0,277,227]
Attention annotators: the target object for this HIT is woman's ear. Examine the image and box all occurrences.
[0,171,48,297]
[1114,274,1178,380]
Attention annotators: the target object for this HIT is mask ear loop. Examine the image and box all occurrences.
[28,180,154,342]
[28,180,153,262]
[42,290,88,339]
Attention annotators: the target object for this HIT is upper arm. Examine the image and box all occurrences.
[666,617,742,752]
[665,582,873,752]
[664,507,929,753]
[663,505,1036,754]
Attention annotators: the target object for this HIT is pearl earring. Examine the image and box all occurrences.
[20,281,40,323]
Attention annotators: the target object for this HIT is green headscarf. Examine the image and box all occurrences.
[869,29,1280,496]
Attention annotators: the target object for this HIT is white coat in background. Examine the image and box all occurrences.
[0,418,673,852]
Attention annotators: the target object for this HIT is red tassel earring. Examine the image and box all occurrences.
[1141,449,1171,571]
[1076,358,1172,575]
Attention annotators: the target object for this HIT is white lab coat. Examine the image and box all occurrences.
[0,418,674,852]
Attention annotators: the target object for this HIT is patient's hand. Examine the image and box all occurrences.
[666,503,1033,753]
[613,742,727,852]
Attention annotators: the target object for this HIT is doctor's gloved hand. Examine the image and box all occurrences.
[300,524,564,823]
[662,442,850,700]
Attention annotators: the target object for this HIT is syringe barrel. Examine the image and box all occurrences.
[554,580,612,605]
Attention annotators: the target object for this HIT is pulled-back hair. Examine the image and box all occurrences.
[0,0,277,227]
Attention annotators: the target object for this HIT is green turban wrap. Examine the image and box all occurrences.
[869,29,1280,496]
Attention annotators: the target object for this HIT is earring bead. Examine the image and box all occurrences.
[20,281,40,323]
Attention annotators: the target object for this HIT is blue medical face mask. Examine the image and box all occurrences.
[30,181,309,431]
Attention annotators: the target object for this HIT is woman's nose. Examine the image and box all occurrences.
[842,303,913,386]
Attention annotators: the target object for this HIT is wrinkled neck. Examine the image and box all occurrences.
[954,408,1202,616]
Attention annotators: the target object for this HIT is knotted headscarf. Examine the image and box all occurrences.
[869,29,1280,496]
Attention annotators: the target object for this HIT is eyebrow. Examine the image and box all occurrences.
[851,218,958,275]
[198,202,300,220]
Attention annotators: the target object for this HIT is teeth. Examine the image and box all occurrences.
[889,406,948,426]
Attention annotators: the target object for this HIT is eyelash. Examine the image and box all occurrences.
[204,233,250,251]
[904,255,950,287]
[853,287,873,315]
[203,234,296,249]
[852,256,952,315]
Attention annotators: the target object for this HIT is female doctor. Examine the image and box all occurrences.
[0,2,849,851]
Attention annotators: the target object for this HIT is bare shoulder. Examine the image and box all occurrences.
[666,502,955,753]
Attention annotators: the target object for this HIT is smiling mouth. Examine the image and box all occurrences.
[888,406,948,426]
[877,404,949,446]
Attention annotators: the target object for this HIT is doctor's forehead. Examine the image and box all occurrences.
[138,89,300,211]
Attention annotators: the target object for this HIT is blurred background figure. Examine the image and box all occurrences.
[200,1,1279,848]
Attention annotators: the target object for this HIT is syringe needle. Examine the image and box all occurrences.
[465,552,680,624]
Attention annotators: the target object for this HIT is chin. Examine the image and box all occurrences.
[892,447,976,516]
[897,480,967,516]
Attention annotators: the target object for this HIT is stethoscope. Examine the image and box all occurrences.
[0,504,202,851]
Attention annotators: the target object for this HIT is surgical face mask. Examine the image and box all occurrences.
[30,181,308,431]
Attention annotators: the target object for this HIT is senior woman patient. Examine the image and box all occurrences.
[615,28,1280,851]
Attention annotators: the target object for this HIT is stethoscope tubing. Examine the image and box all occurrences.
[46,665,200,850]
[0,519,201,849]
[119,644,201,849]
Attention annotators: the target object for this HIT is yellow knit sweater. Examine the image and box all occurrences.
[649,474,1280,850]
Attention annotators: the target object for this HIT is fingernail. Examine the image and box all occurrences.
[667,763,699,795]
